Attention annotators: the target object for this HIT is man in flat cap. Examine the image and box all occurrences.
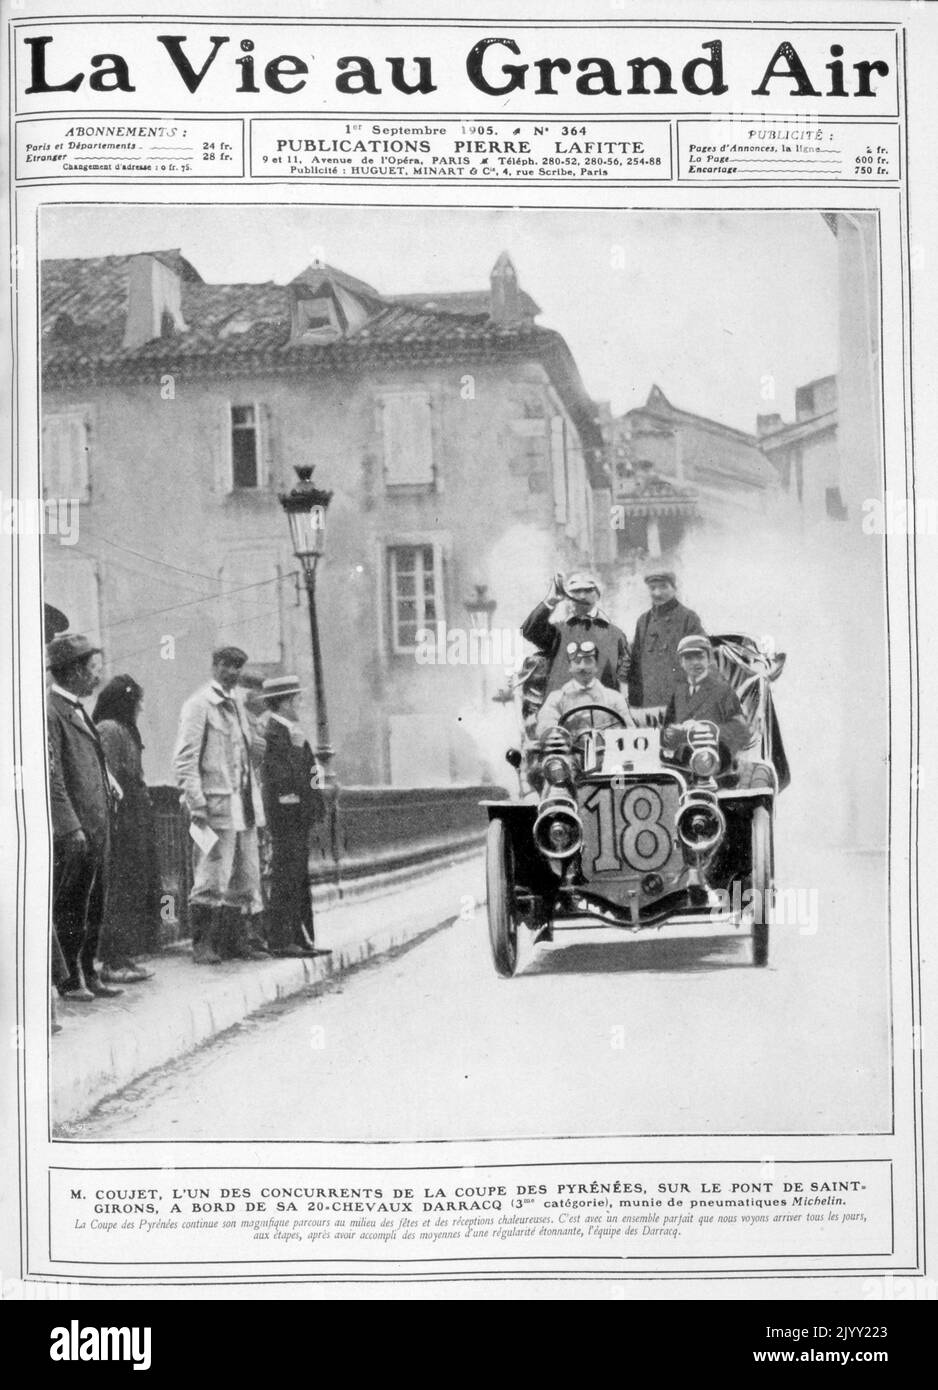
[522,570,630,698]
[261,675,330,959]
[662,635,751,769]
[172,646,267,964]
[627,567,706,712]
[46,633,123,1001]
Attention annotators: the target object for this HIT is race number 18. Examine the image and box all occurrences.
[582,784,672,873]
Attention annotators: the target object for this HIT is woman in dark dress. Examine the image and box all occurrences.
[92,675,160,984]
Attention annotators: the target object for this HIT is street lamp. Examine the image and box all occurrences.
[279,464,336,785]
[464,584,497,708]
[464,583,497,632]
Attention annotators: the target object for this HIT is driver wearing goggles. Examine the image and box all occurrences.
[535,641,635,737]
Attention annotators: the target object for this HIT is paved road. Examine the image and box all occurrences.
[76,840,890,1142]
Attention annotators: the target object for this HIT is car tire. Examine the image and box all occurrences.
[486,818,519,979]
[751,803,773,967]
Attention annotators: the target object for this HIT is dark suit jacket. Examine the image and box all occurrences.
[521,602,630,695]
[47,688,113,848]
[628,599,705,707]
[262,716,326,834]
[663,671,751,756]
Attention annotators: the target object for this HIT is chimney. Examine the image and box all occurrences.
[490,251,520,325]
[123,254,186,350]
[756,412,783,437]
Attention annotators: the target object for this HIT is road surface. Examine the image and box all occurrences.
[73,840,890,1142]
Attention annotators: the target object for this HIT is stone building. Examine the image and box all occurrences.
[608,384,779,567]
[757,374,845,523]
[41,249,605,786]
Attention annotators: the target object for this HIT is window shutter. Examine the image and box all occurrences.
[566,437,585,543]
[382,391,434,485]
[68,413,90,501]
[259,402,272,487]
[42,417,65,498]
[551,416,567,524]
[42,409,90,501]
[215,402,233,494]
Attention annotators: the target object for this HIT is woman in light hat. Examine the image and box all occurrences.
[261,676,331,959]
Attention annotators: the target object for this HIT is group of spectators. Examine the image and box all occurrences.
[47,634,330,1032]
[171,647,331,968]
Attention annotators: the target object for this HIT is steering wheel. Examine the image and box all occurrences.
[556,703,630,763]
[558,703,630,734]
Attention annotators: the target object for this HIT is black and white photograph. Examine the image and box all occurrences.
[39,202,890,1142]
[3,0,933,1316]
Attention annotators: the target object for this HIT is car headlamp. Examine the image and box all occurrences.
[676,792,725,859]
[542,754,572,786]
[533,792,583,861]
[689,745,720,779]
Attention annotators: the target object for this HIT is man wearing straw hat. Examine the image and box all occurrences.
[260,675,331,959]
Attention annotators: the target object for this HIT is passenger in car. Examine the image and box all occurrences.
[627,567,706,711]
[662,635,751,765]
[535,641,634,737]
[522,571,630,697]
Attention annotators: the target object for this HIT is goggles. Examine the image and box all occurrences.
[566,640,598,658]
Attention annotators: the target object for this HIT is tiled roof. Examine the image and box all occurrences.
[288,262,384,301]
[389,288,542,319]
[44,252,552,367]
[41,249,604,463]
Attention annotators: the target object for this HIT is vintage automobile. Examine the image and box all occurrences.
[483,635,788,977]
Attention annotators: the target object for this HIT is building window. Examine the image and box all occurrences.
[387,544,441,652]
[826,487,848,521]
[231,404,260,488]
[42,409,91,501]
[380,391,434,486]
[293,295,342,342]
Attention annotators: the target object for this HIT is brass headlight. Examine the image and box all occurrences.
[676,792,725,858]
[542,754,572,786]
[689,745,720,780]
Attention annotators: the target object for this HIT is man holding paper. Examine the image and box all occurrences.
[172,646,267,965]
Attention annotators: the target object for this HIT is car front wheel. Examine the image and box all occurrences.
[486,818,519,978]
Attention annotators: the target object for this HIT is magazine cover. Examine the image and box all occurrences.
[1,0,934,1333]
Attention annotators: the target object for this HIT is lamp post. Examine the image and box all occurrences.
[279,464,336,785]
[464,583,497,708]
